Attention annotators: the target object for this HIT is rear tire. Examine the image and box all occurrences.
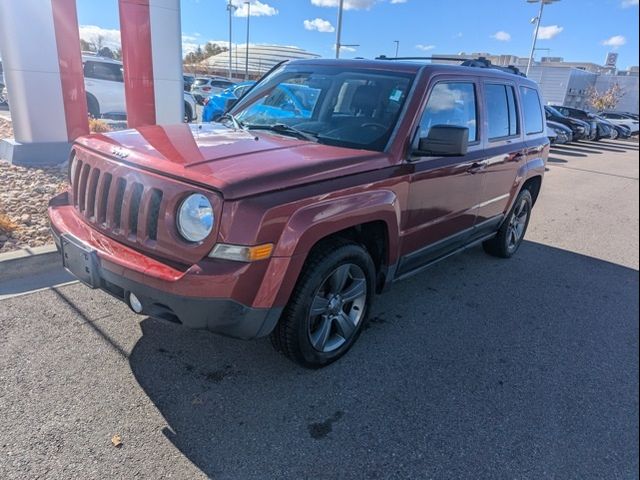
[270,239,375,368]
[184,102,194,123]
[483,189,533,259]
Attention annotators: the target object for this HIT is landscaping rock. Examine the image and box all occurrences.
[0,156,67,253]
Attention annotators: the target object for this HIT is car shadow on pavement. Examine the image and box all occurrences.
[126,240,639,479]
[549,148,589,157]
[547,156,568,164]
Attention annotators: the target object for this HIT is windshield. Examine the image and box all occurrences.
[194,78,209,86]
[232,66,414,152]
[546,106,565,117]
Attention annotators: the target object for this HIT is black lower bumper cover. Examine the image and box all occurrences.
[53,231,282,340]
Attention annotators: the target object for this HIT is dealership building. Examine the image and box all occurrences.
[433,53,640,114]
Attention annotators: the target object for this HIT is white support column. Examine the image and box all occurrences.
[0,0,88,165]
[149,0,183,124]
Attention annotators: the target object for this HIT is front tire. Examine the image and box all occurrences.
[270,239,375,368]
[483,189,533,259]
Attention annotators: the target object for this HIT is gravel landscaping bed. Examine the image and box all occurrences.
[0,117,12,140]
[0,119,68,252]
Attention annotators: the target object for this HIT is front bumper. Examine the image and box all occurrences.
[49,193,282,339]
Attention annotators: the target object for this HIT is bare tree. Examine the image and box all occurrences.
[80,38,96,52]
[587,83,624,111]
[95,35,105,52]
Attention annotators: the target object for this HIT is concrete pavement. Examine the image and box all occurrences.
[0,139,638,479]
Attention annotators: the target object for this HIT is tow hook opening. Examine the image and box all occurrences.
[128,292,143,314]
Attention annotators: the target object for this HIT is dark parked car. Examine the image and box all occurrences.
[544,106,591,141]
[49,59,548,367]
[551,105,598,140]
[547,120,573,145]
[593,114,631,140]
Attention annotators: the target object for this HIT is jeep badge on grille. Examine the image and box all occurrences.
[111,147,129,159]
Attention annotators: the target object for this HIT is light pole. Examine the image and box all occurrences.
[244,1,251,80]
[526,0,559,76]
[393,40,399,58]
[335,0,344,59]
[227,0,237,79]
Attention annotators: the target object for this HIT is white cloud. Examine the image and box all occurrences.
[232,0,278,17]
[79,25,121,50]
[390,0,407,3]
[602,35,627,48]
[491,31,511,42]
[537,25,563,40]
[454,32,463,38]
[622,0,639,7]
[304,18,335,32]
[312,0,378,10]
[333,44,357,52]
[415,44,436,51]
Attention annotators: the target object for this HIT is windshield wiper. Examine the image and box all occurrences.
[216,113,245,131]
[245,123,318,142]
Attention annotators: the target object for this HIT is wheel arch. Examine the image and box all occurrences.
[522,175,543,206]
[266,190,401,307]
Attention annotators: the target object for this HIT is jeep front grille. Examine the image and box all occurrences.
[69,147,218,265]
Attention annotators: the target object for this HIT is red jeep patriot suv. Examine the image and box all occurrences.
[49,59,548,367]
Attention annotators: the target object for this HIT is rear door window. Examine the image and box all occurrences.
[84,61,123,82]
[519,86,544,135]
[419,82,478,142]
[486,84,519,140]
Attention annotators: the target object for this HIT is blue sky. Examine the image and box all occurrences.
[77,0,639,69]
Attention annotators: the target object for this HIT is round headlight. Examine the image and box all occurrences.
[69,151,77,185]
[177,194,214,242]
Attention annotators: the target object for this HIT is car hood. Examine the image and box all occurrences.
[547,121,572,134]
[75,123,389,199]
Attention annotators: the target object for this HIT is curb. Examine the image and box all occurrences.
[0,244,61,283]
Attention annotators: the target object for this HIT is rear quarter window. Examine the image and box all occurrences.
[519,86,544,135]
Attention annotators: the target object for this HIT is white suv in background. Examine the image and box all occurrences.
[82,54,198,122]
[598,112,639,134]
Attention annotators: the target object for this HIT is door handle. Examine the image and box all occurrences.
[467,161,486,173]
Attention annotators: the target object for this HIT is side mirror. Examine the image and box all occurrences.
[414,125,469,157]
[224,97,238,113]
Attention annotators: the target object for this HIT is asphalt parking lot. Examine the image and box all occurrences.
[1,139,638,479]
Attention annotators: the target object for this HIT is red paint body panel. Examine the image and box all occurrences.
[75,124,391,200]
[49,60,549,332]
[51,0,89,140]
[118,0,156,127]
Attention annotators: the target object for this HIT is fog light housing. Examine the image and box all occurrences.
[129,292,143,313]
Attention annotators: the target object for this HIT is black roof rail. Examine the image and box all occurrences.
[375,55,527,77]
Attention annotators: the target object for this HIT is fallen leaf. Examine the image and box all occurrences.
[111,434,123,448]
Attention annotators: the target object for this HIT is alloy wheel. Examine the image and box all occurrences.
[307,263,367,353]
[507,198,529,251]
